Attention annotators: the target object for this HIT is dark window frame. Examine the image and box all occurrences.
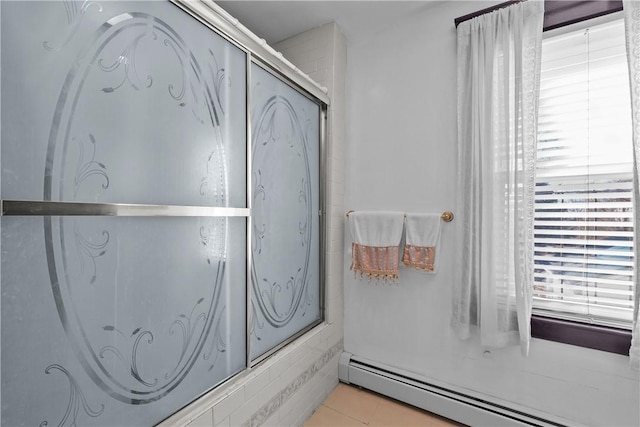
[534,0,630,355]
[531,316,631,355]
[543,0,623,31]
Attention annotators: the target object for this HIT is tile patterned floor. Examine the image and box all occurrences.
[304,383,466,426]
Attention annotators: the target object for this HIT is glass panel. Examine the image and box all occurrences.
[1,1,249,425]
[1,215,246,426]
[1,1,246,208]
[250,64,321,360]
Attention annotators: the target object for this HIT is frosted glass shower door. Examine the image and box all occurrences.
[250,63,322,360]
[1,1,247,426]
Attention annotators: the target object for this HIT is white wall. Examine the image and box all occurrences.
[161,21,347,427]
[343,2,640,426]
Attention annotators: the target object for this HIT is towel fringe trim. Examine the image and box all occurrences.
[350,243,399,284]
[402,244,436,272]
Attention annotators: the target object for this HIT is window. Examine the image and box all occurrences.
[533,14,635,350]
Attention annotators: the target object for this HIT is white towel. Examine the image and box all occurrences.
[348,211,405,282]
[402,213,441,273]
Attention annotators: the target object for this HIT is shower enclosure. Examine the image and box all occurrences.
[0,1,327,425]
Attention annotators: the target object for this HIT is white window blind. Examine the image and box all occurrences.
[534,17,635,329]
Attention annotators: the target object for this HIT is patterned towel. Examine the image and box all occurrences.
[348,211,405,282]
[402,213,441,273]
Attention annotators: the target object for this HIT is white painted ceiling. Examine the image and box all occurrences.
[214,1,441,45]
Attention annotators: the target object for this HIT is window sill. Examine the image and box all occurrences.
[531,315,632,355]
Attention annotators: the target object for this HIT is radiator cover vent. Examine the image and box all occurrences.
[338,352,567,427]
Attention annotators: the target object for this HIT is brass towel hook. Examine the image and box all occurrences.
[440,211,454,222]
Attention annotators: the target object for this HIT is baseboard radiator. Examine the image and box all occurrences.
[338,352,566,427]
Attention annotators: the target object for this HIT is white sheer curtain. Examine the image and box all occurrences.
[453,0,544,355]
[623,0,640,370]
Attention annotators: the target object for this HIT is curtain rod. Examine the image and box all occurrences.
[454,1,623,31]
[454,0,523,28]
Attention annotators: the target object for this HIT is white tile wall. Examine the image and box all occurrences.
[160,20,346,427]
[213,388,245,424]
[187,409,213,427]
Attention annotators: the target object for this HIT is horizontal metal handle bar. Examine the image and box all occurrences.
[1,200,250,217]
[346,209,455,222]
